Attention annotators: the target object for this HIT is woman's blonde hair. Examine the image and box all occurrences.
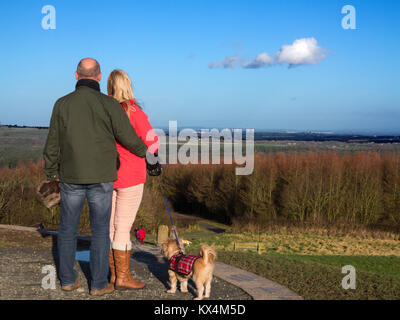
[107,69,140,116]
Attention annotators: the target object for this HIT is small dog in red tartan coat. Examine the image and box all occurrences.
[161,239,217,300]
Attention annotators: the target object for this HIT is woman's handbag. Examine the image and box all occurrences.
[146,151,162,176]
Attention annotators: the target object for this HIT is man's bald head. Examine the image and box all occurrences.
[76,58,101,81]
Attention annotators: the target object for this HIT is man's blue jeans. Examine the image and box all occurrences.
[58,182,113,290]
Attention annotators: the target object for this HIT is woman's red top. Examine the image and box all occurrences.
[114,99,159,189]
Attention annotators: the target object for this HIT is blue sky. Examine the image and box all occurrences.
[0,0,399,133]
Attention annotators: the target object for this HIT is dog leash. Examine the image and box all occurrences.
[163,195,183,253]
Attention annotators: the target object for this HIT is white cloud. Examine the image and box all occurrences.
[243,52,273,69]
[209,37,328,70]
[275,37,326,67]
[208,56,241,69]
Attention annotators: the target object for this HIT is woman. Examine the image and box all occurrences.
[107,69,160,290]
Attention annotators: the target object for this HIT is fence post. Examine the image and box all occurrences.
[157,225,169,245]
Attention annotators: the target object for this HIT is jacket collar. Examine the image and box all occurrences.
[75,79,100,92]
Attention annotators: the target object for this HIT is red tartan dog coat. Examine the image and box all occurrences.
[168,254,200,276]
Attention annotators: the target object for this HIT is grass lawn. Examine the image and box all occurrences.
[286,254,400,278]
[182,229,400,300]
[215,251,400,300]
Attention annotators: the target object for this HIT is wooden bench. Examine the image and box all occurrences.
[233,241,265,254]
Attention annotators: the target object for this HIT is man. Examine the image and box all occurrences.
[43,58,148,296]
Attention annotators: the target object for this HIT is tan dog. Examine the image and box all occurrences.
[161,239,217,300]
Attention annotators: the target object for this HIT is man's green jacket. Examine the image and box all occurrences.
[43,79,148,184]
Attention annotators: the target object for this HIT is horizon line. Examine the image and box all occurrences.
[2,123,400,136]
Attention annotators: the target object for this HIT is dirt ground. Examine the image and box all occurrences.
[0,229,251,300]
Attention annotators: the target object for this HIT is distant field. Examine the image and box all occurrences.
[193,231,400,256]
[1,126,400,168]
[254,140,400,154]
[0,127,47,168]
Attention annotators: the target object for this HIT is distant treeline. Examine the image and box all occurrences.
[253,132,400,143]
[158,151,400,232]
[1,151,400,233]
[1,125,49,129]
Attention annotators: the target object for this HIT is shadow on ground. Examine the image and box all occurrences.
[0,227,252,300]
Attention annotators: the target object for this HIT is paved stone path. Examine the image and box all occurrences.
[0,224,302,300]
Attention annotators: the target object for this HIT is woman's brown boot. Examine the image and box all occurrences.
[109,249,116,284]
[114,249,146,290]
